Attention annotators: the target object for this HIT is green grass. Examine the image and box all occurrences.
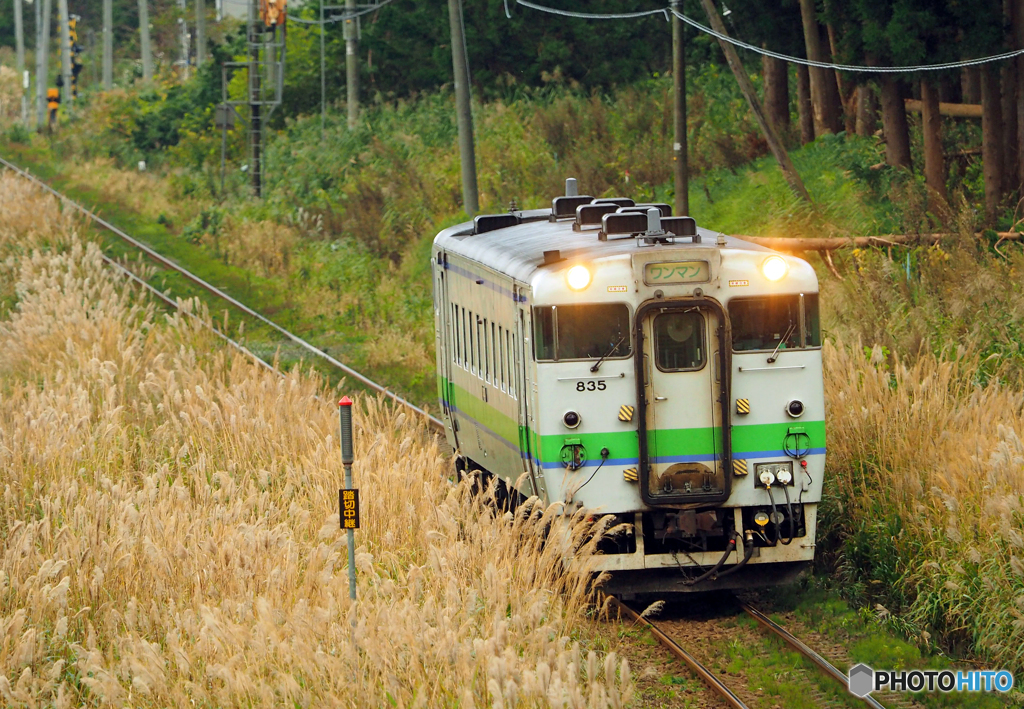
[768,584,1009,708]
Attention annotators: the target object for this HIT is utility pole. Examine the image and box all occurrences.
[447,0,478,215]
[249,0,262,197]
[139,0,153,81]
[196,0,206,65]
[670,0,688,216]
[319,0,325,140]
[697,0,811,202]
[14,0,26,124]
[36,0,52,128]
[57,0,72,105]
[178,0,190,80]
[344,0,358,128]
[102,0,112,88]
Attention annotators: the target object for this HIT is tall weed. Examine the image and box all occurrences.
[0,172,633,707]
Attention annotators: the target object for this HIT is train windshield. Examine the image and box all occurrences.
[729,294,821,351]
[533,303,632,361]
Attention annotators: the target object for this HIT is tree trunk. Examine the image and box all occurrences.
[820,25,844,133]
[1016,0,1024,190]
[856,84,877,136]
[796,63,814,144]
[698,0,811,202]
[963,66,981,103]
[762,53,790,136]
[981,65,1004,225]
[921,78,948,207]
[1003,61,1019,195]
[1006,0,1020,194]
[879,76,912,169]
[798,0,836,137]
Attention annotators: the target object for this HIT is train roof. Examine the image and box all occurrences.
[433,207,781,284]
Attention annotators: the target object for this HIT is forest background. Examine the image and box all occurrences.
[6,0,1024,683]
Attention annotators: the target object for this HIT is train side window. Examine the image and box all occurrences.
[451,303,459,365]
[508,329,515,398]
[469,310,476,373]
[511,331,518,399]
[476,315,483,379]
[491,322,497,386]
[484,318,491,383]
[459,307,466,368]
[803,293,821,347]
[499,326,507,391]
[501,325,507,392]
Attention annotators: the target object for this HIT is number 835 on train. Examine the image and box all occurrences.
[431,179,824,595]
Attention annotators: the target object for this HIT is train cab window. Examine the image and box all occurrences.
[532,303,632,361]
[653,311,705,371]
[729,295,821,352]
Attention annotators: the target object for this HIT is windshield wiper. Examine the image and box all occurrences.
[767,323,796,364]
[591,334,627,372]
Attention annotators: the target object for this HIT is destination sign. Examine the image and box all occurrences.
[644,260,710,285]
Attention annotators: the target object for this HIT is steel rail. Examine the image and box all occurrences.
[0,155,445,432]
[99,253,281,378]
[741,603,887,709]
[610,598,750,709]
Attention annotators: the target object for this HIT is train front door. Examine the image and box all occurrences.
[636,300,731,505]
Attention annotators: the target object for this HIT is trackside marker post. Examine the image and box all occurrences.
[338,396,357,604]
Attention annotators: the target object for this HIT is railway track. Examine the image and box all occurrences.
[612,597,896,709]
[0,155,444,432]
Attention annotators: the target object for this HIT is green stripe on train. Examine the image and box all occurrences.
[437,375,825,464]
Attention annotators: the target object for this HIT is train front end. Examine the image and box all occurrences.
[530,228,824,595]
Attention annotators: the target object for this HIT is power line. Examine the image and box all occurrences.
[515,0,1024,74]
[288,0,395,25]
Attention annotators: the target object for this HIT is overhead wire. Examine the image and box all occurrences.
[514,0,1024,74]
[289,0,396,26]
[0,156,444,432]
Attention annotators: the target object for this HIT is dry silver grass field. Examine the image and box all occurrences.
[0,173,634,708]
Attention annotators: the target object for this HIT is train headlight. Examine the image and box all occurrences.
[761,255,788,282]
[562,411,581,429]
[566,265,592,291]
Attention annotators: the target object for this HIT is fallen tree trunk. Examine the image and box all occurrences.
[734,232,1023,252]
[904,99,983,118]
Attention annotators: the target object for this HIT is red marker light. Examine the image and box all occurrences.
[800,460,807,467]
[339,396,353,407]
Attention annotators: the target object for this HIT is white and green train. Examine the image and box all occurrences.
[431,180,824,595]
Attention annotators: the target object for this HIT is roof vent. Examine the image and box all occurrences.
[662,216,698,240]
[565,178,579,197]
[616,203,672,218]
[599,212,649,241]
[574,203,618,231]
[599,211,701,244]
[593,197,635,208]
[473,213,521,235]
[551,195,594,220]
